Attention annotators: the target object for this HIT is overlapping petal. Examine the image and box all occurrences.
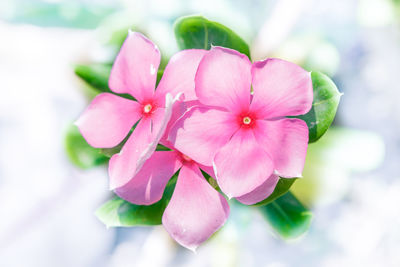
[253,118,309,178]
[214,129,274,198]
[162,164,229,251]
[159,101,188,148]
[108,32,160,102]
[108,118,153,190]
[235,174,279,205]
[168,106,239,166]
[250,58,313,118]
[195,46,252,112]
[75,93,141,148]
[155,49,206,105]
[115,151,182,205]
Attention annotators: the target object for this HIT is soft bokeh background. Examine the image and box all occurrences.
[1,0,399,266]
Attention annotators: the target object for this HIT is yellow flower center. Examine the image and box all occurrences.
[243,116,252,125]
[143,104,152,114]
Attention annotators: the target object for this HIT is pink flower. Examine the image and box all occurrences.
[115,112,230,250]
[75,31,206,189]
[168,47,313,204]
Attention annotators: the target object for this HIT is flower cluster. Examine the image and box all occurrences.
[76,32,313,250]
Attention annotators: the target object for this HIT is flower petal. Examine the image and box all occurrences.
[155,49,206,105]
[115,151,182,205]
[108,118,152,189]
[250,58,313,118]
[75,93,141,148]
[151,92,180,146]
[253,118,309,178]
[214,129,274,198]
[168,106,239,166]
[235,174,279,205]
[195,46,252,112]
[108,31,160,102]
[162,164,229,251]
[109,93,179,189]
[159,101,186,148]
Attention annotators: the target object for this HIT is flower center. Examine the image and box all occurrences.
[143,104,153,114]
[242,116,252,125]
[239,113,256,128]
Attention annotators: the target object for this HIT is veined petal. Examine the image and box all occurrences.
[108,118,152,190]
[108,31,160,102]
[155,49,206,105]
[195,46,252,112]
[162,164,229,251]
[168,106,239,166]
[235,174,279,205]
[214,129,274,198]
[115,151,182,205]
[250,58,313,118]
[253,118,309,178]
[75,93,141,148]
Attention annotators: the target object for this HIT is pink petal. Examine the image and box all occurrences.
[214,129,274,198]
[155,49,206,105]
[168,106,239,166]
[108,118,152,189]
[75,93,141,148]
[150,93,179,147]
[159,100,202,149]
[235,174,279,205]
[250,58,313,118]
[108,31,160,103]
[253,118,309,178]
[159,101,187,148]
[115,151,182,205]
[162,164,229,251]
[195,46,252,112]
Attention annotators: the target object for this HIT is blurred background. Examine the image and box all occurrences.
[0,0,399,266]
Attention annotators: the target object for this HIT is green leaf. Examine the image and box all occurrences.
[64,124,108,169]
[99,133,131,158]
[174,15,251,59]
[252,178,297,206]
[296,71,342,143]
[258,191,313,239]
[95,174,178,227]
[74,63,112,93]
[156,144,173,151]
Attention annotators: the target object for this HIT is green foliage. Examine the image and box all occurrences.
[253,178,297,206]
[74,63,112,93]
[174,15,251,59]
[95,174,178,226]
[297,71,342,143]
[64,124,108,169]
[259,191,313,239]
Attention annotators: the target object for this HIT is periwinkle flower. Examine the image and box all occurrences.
[169,47,313,203]
[75,32,205,189]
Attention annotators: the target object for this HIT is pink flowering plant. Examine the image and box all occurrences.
[66,16,341,250]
